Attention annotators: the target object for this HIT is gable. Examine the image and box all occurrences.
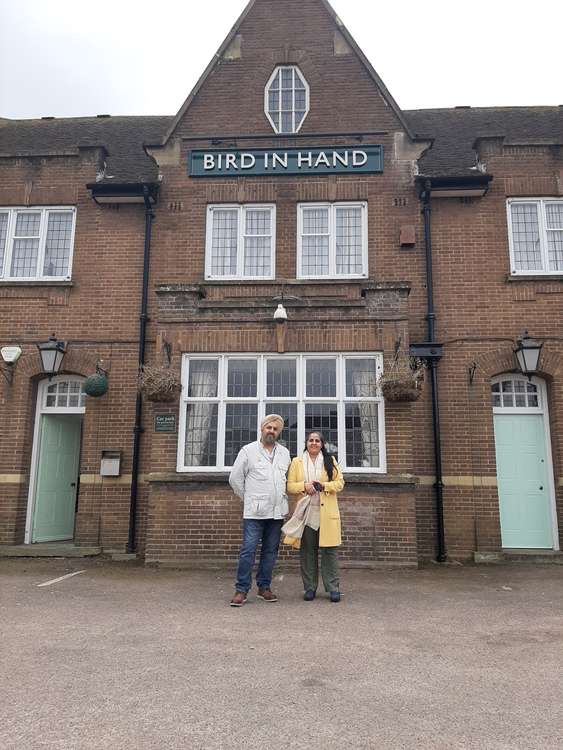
[164,0,413,142]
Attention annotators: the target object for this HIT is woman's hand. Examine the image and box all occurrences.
[304,482,317,496]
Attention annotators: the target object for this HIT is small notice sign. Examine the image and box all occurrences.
[154,414,177,433]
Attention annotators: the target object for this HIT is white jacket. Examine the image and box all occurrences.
[229,441,290,520]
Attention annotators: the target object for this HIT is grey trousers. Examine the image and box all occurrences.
[300,525,340,593]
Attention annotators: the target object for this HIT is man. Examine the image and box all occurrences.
[228,414,290,607]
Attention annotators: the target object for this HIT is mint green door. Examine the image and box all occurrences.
[32,415,82,543]
[493,414,552,548]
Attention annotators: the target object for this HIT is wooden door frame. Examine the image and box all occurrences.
[25,376,86,544]
[492,375,559,551]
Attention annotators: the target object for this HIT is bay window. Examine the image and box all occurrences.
[178,353,385,473]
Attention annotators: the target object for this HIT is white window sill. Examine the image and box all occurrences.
[507,274,563,282]
[0,279,73,286]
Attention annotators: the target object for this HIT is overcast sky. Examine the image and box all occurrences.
[1,0,562,120]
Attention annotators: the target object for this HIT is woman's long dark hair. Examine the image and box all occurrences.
[305,431,334,480]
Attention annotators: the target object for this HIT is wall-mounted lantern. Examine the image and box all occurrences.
[0,346,22,385]
[37,335,67,377]
[514,332,543,379]
[274,303,288,353]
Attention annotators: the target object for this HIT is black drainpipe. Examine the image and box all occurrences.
[421,179,446,562]
[128,186,154,553]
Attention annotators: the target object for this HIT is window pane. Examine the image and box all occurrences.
[305,403,338,457]
[295,111,306,130]
[15,212,41,236]
[0,212,8,274]
[185,403,218,466]
[268,89,279,112]
[57,381,69,407]
[345,403,379,468]
[302,236,329,276]
[306,359,336,397]
[267,359,296,397]
[336,207,363,275]
[266,402,298,457]
[346,358,378,397]
[43,212,73,277]
[545,204,563,271]
[303,208,329,234]
[225,404,258,465]
[11,239,39,277]
[244,237,271,276]
[244,209,272,277]
[227,359,257,397]
[245,209,270,236]
[281,112,292,133]
[211,209,238,276]
[545,203,563,229]
[281,67,293,87]
[188,360,218,398]
[295,90,306,110]
[281,90,293,110]
[511,204,542,271]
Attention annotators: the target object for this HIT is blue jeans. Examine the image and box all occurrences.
[235,519,283,594]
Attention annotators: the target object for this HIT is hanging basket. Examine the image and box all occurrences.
[83,372,108,398]
[378,356,423,402]
[138,364,181,403]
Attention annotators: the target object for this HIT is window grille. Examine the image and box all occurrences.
[265,66,309,134]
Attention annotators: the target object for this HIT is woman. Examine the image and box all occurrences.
[286,431,345,602]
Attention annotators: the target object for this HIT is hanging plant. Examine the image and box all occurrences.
[138,364,181,403]
[378,354,424,402]
[83,371,109,398]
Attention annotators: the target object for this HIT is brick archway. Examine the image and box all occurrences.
[17,347,101,381]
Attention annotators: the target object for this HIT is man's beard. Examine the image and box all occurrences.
[262,433,275,445]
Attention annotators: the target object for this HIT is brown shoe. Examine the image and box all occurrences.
[230,591,247,607]
[257,588,278,602]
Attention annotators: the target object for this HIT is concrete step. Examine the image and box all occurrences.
[503,550,563,564]
[0,544,101,558]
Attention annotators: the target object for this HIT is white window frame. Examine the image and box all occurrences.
[0,206,76,281]
[264,65,310,135]
[177,353,386,474]
[507,198,563,276]
[297,202,368,279]
[204,204,276,281]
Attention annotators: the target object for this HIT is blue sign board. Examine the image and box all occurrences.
[189,145,383,178]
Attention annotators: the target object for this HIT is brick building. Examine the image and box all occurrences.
[1,0,561,565]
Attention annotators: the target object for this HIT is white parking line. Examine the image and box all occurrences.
[37,570,86,587]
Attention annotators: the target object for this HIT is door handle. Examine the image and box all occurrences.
[70,482,76,487]
[539,486,543,491]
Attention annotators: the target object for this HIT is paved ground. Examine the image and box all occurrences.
[1,558,562,750]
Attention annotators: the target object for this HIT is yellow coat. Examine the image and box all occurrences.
[286,456,344,548]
